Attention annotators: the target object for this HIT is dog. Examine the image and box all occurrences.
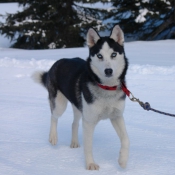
[32,25,129,170]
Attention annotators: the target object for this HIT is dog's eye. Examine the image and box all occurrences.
[97,54,103,59]
[111,52,117,58]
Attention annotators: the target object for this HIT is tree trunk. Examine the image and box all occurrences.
[149,0,175,40]
[149,14,174,40]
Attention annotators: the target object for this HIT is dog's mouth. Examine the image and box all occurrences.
[105,74,113,78]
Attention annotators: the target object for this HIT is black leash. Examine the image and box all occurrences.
[121,83,175,117]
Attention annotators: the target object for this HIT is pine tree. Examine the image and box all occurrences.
[107,0,175,40]
[0,0,109,49]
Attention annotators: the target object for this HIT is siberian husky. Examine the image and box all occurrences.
[32,25,129,170]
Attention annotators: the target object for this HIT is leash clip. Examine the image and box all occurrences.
[129,92,139,102]
[129,92,145,108]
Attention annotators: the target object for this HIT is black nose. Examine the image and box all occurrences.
[104,68,113,77]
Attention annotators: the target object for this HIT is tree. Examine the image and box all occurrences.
[107,0,175,40]
[0,0,109,49]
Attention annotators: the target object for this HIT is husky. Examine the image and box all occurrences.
[32,25,129,170]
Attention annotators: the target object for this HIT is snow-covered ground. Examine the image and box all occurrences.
[1,2,175,175]
[0,40,175,175]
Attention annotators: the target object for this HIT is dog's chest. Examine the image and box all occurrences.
[95,97,123,120]
[82,90,125,122]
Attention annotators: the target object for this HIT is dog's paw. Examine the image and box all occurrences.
[70,141,80,148]
[86,163,99,170]
[118,149,129,168]
[118,157,127,168]
[49,132,57,145]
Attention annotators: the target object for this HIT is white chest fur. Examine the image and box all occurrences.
[82,84,125,123]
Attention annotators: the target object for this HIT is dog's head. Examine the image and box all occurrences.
[87,25,128,86]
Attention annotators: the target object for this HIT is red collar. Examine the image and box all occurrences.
[97,82,130,97]
[97,83,117,91]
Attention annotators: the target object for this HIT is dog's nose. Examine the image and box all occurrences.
[104,68,113,77]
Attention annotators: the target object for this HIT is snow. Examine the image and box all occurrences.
[135,8,149,23]
[142,0,150,3]
[135,0,172,23]
[13,19,40,27]
[48,42,56,49]
[75,2,112,9]
[0,40,175,175]
[1,2,175,175]
[161,0,171,5]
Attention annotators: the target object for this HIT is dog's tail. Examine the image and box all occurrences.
[31,71,48,88]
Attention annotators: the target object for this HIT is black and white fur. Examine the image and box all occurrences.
[32,25,129,170]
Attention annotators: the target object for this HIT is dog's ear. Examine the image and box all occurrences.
[87,28,100,48]
[110,25,124,46]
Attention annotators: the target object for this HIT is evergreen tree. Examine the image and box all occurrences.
[107,0,175,40]
[0,0,109,49]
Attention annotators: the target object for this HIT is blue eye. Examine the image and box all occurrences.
[111,52,117,58]
[97,54,103,59]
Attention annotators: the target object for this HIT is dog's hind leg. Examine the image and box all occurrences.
[49,91,68,145]
[110,116,130,168]
[70,105,81,148]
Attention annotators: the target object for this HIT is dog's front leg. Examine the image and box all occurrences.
[110,116,130,168]
[82,119,99,170]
